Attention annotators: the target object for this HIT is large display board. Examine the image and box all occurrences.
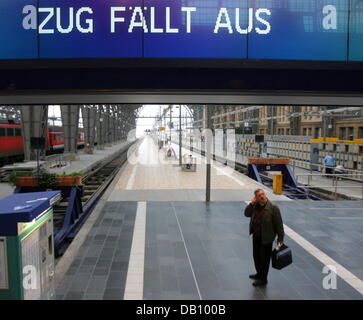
[349,0,363,61]
[0,0,362,61]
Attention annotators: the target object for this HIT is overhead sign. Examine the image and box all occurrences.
[0,0,361,61]
[349,1,363,61]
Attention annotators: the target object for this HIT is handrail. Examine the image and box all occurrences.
[299,185,363,189]
[295,173,363,185]
[295,173,363,200]
[295,173,363,178]
[44,152,73,170]
[292,159,363,174]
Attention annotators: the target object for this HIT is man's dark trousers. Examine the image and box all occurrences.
[253,235,273,282]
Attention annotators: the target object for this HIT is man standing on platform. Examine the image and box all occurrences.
[324,153,335,178]
[244,189,284,287]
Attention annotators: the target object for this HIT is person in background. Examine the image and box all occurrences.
[186,155,193,169]
[244,189,284,287]
[324,153,335,178]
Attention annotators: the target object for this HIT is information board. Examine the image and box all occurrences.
[143,0,248,58]
[0,0,361,61]
[21,230,41,300]
[248,0,349,61]
[0,0,38,59]
[0,237,9,290]
[349,0,363,61]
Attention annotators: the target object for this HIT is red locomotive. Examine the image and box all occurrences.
[47,125,85,151]
[0,121,85,165]
[0,122,23,165]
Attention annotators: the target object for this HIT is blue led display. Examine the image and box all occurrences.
[38,0,142,58]
[143,0,248,58]
[349,0,363,61]
[0,0,38,59]
[0,0,361,61]
[248,0,349,61]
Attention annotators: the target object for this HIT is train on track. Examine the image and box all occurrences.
[0,120,85,165]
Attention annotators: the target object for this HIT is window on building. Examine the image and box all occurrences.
[0,128,5,137]
[303,128,307,136]
[348,127,354,140]
[286,128,290,135]
[359,127,363,139]
[340,127,347,140]
[315,127,321,138]
[15,128,21,136]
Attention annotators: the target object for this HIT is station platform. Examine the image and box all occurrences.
[54,136,363,300]
[0,140,134,201]
[109,136,290,202]
[293,167,363,200]
[0,183,14,199]
[48,140,134,175]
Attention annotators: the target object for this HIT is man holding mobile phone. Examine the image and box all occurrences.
[244,189,284,287]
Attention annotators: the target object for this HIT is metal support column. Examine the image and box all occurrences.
[20,105,48,161]
[81,105,96,154]
[204,106,212,202]
[60,105,80,156]
[105,105,111,146]
[179,105,182,166]
[97,105,105,150]
[267,107,276,135]
[322,108,334,138]
[290,106,301,136]
[111,106,117,143]
[116,106,124,141]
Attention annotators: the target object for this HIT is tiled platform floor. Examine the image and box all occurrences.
[56,200,363,300]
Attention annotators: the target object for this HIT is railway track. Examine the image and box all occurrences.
[52,142,134,256]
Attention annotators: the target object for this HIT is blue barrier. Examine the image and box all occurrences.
[13,185,88,256]
[247,163,321,200]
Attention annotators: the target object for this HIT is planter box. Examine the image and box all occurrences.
[16,176,38,187]
[248,158,291,165]
[15,176,82,187]
[55,176,82,186]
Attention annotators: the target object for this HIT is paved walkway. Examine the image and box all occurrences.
[110,136,290,202]
[55,200,363,300]
[54,135,363,300]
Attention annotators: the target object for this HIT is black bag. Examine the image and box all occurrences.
[272,244,293,270]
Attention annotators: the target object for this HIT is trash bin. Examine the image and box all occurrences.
[273,174,283,195]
